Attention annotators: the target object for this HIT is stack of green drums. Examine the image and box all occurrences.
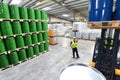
[0,3,19,66]
[35,10,44,53]
[28,8,39,55]
[41,10,49,51]
[9,5,27,61]
[0,29,9,68]
[19,7,34,58]
[0,3,9,68]
[0,3,49,69]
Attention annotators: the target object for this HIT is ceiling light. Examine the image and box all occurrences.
[10,0,22,5]
[36,0,51,6]
[62,3,65,6]
[36,1,43,6]
[63,14,69,17]
[42,7,51,11]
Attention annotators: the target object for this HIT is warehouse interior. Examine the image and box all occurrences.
[0,0,120,80]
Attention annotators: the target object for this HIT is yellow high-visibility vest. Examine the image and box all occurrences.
[71,41,78,48]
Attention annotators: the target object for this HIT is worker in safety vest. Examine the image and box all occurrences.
[70,37,80,58]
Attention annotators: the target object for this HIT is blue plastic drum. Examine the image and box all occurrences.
[115,0,120,20]
[88,0,113,22]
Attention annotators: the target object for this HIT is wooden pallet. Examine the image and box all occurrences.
[0,67,9,71]
[0,50,49,71]
[0,18,48,22]
[72,30,79,32]
[50,43,58,45]
[0,31,47,39]
[0,61,25,71]
[88,21,120,29]
[0,58,32,71]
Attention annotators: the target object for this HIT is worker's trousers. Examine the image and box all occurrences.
[72,48,79,58]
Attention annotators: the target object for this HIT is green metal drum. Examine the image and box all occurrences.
[0,3,10,18]
[9,5,20,19]
[8,52,19,64]
[23,35,34,58]
[35,10,41,20]
[0,55,9,68]
[33,45,39,55]
[19,7,28,19]
[44,42,49,51]
[5,38,19,64]
[27,8,35,19]
[26,47,34,58]
[35,10,42,31]
[43,32,48,41]
[39,44,44,53]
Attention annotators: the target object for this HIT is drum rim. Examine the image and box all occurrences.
[59,63,106,80]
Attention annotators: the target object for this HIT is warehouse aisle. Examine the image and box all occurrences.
[0,37,95,80]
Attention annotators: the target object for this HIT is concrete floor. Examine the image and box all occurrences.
[0,37,95,80]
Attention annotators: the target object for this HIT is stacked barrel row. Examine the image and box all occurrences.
[0,3,49,69]
[89,0,120,21]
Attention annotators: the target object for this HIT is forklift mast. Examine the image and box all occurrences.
[92,24,120,80]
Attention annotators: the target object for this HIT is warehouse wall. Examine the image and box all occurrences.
[48,17,72,27]
[64,23,72,27]
[50,17,68,22]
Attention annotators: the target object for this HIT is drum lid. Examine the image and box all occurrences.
[60,63,106,80]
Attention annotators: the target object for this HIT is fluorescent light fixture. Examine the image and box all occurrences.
[36,1,43,6]
[62,3,65,6]
[36,0,51,6]
[62,14,69,17]
[11,0,22,5]
[42,7,51,11]
[61,1,66,6]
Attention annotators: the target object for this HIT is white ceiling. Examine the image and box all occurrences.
[1,0,89,22]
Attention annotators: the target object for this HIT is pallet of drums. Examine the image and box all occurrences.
[0,3,49,71]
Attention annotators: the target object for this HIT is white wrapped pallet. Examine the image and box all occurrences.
[69,31,74,38]
[79,27,92,40]
[65,28,71,37]
[48,24,56,29]
[73,22,87,30]
[57,27,67,36]
[49,24,67,36]
[72,22,101,40]
[72,22,88,39]
[89,30,101,40]
[78,31,82,39]
[76,32,80,39]
[81,31,90,40]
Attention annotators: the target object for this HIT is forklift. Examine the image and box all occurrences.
[89,23,120,80]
